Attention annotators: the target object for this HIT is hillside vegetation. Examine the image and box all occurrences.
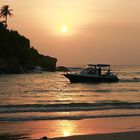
[0,22,57,74]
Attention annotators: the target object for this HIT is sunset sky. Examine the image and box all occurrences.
[0,0,140,66]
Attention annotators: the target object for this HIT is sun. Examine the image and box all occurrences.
[54,25,73,36]
[61,26,68,33]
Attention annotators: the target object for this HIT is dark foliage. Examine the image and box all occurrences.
[0,22,57,73]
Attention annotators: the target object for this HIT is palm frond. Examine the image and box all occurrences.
[0,5,13,26]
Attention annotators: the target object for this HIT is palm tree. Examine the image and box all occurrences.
[0,5,13,27]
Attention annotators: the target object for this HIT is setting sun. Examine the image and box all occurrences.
[61,26,68,33]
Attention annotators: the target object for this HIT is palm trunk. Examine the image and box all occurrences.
[5,15,7,25]
[5,15,7,28]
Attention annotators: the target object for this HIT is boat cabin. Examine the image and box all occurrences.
[81,64,112,76]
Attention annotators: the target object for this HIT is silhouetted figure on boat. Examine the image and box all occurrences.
[98,67,101,76]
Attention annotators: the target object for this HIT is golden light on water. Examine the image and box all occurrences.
[63,131,70,137]
[58,121,75,137]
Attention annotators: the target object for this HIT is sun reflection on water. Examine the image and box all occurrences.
[58,121,75,137]
[63,131,70,137]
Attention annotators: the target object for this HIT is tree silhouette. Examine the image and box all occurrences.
[0,5,13,27]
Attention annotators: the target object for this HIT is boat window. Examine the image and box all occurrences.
[81,68,88,73]
[81,67,96,74]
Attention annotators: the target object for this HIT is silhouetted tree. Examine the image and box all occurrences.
[0,5,13,27]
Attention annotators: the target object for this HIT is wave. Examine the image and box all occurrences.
[0,113,140,122]
[24,88,140,94]
[0,102,140,113]
[119,78,140,83]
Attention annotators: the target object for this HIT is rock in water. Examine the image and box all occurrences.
[40,136,49,140]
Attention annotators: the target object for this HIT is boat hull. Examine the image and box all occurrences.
[63,74,119,83]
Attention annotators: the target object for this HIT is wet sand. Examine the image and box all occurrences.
[0,131,140,140]
[0,117,140,140]
[51,131,140,140]
[0,134,30,140]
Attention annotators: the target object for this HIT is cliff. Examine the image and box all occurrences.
[0,22,57,74]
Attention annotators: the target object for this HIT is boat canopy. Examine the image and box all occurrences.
[97,64,110,67]
[88,64,97,67]
[88,64,110,67]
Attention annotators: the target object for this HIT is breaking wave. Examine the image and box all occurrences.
[0,102,140,113]
[0,113,140,122]
[119,78,140,83]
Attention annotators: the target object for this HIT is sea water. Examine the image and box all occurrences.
[0,65,140,138]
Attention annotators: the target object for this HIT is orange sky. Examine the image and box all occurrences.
[0,0,140,66]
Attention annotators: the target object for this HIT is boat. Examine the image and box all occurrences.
[63,64,119,83]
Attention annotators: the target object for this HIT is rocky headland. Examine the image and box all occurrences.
[0,22,57,74]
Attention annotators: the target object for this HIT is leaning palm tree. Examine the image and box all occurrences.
[0,5,13,27]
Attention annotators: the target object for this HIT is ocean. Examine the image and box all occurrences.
[0,65,140,138]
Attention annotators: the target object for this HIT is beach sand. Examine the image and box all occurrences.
[0,117,140,140]
[51,131,140,140]
[0,131,140,140]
